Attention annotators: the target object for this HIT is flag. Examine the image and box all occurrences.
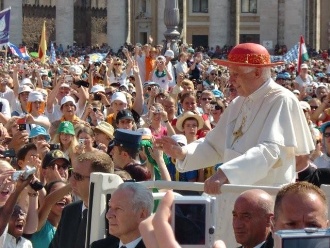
[271,44,299,64]
[8,42,30,60]
[297,35,309,74]
[0,7,10,46]
[38,21,47,63]
[49,41,56,64]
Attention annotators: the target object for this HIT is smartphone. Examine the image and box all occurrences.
[49,143,60,150]
[17,117,26,131]
[0,149,15,158]
[0,102,3,112]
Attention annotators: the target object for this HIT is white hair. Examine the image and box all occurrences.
[117,182,154,216]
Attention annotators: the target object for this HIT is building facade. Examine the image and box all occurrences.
[1,0,329,52]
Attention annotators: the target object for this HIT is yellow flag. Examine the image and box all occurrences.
[38,21,47,63]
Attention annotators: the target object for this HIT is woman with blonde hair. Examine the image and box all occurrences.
[51,121,78,160]
[107,49,133,86]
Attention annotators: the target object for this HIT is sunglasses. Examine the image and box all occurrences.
[324,132,330,138]
[212,105,222,111]
[49,162,69,170]
[71,171,90,181]
[202,98,213,101]
[310,106,318,110]
[114,63,121,66]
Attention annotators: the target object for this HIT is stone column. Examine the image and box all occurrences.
[157,0,166,45]
[4,0,22,45]
[56,0,73,49]
[259,0,278,53]
[182,0,187,44]
[107,0,127,52]
[209,0,229,48]
[283,0,305,49]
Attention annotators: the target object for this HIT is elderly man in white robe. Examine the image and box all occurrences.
[155,43,314,194]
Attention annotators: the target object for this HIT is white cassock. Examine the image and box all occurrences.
[177,78,314,186]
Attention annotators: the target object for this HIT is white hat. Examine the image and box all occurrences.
[18,85,32,94]
[28,91,44,102]
[164,50,174,58]
[21,78,34,89]
[292,89,300,95]
[136,128,152,140]
[39,69,48,76]
[60,83,71,88]
[69,65,82,75]
[60,96,76,107]
[156,55,166,62]
[301,63,308,69]
[207,66,216,74]
[90,85,105,93]
[176,111,204,132]
[111,92,127,104]
[171,134,187,146]
[299,101,311,111]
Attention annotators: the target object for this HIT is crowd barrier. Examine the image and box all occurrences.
[87,172,281,247]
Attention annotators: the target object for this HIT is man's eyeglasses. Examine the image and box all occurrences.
[71,171,90,181]
[324,132,330,138]
[202,98,213,101]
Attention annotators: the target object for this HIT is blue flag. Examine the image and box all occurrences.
[8,42,30,60]
[49,41,56,64]
[0,7,10,46]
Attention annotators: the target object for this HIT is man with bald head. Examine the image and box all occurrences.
[232,189,274,248]
[273,181,328,231]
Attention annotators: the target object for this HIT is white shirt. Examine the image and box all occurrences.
[4,233,33,248]
[177,79,314,186]
[119,236,142,248]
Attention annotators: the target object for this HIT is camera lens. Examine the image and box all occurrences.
[93,108,97,112]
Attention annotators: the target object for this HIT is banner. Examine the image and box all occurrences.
[0,7,10,46]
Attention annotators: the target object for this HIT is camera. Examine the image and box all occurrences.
[0,149,15,158]
[274,228,330,248]
[306,86,314,94]
[49,143,60,151]
[17,117,26,131]
[12,166,36,181]
[171,196,216,248]
[94,93,101,101]
[79,139,85,146]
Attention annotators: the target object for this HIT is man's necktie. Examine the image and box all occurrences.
[75,208,88,248]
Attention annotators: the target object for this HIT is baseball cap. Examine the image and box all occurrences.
[171,134,187,146]
[111,92,127,104]
[164,50,174,58]
[42,150,70,169]
[136,128,152,140]
[116,109,134,124]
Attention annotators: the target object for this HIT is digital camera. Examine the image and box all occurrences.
[274,228,330,248]
[171,196,216,248]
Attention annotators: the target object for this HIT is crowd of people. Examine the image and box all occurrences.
[0,39,330,247]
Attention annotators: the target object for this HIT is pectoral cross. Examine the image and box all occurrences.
[232,116,246,145]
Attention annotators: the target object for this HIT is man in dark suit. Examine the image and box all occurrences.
[49,151,114,248]
[91,182,153,248]
[232,189,274,248]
